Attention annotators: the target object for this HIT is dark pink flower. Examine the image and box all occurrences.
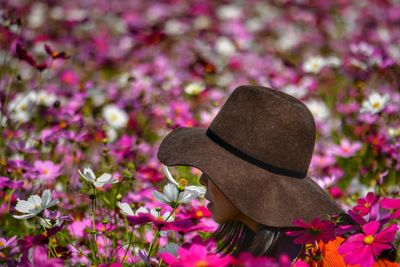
[338,221,398,267]
[232,252,277,267]
[160,244,232,267]
[44,44,70,60]
[353,192,379,216]
[19,245,64,267]
[286,218,336,245]
[380,197,400,219]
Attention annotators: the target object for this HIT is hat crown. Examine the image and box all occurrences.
[208,85,316,176]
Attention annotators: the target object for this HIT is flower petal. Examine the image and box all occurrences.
[185,186,206,198]
[153,190,169,204]
[164,183,178,203]
[117,202,135,216]
[13,213,37,219]
[96,173,112,182]
[162,166,179,187]
[362,221,380,236]
[15,199,34,213]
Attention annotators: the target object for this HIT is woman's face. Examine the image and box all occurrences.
[199,173,243,224]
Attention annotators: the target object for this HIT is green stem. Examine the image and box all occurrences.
[147,206,177,261]
[121,226,135,264]
[91,187,101,265]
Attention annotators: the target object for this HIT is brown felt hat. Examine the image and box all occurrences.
[157,85,343,228]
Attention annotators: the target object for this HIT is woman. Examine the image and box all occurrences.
[156,85,397,265]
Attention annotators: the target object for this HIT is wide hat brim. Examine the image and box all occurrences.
[157,127,344,228]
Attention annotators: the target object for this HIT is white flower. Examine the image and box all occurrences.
[153,166,205,206]
[305,99,330,121]
[162,165,206,198]
[117,202,137,216]
[102,104,128,129]
[360,92,390,114]
[8,92,37,123]
[303,56,326,73]
[36,90,57,106]
[118,202,173,221]
[184,82,205,96]
[13,190,58,219]
[302,56,341,74]
[215,37,236,56]
[217,5,242,20]
[388,127,400,138]
[78,167,118,188]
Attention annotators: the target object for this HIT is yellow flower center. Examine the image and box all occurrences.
[195,261,209,267]
[0,241,4,247]
[372,102,381,109]
[110,113,118,122]
[196,210,204,217]
[363,235,374,245]
[179,178,188,188]
[43,168,49,175]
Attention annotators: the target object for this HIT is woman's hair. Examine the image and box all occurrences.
[211,220,302,259]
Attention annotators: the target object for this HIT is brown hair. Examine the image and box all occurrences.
[211,220,303,260]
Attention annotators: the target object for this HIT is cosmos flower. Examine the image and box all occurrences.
[152,166,205,206]
[160,244,232,267]
[231,252,277,267]
[304,99,330,121]
[353,192,379,216]
[117,202,172,222]
[338,221,398,267]
[184,82,205,96]
[380,197,400,219]
[13,189,58,219]
[102,104,129,129]
[0,236,19,257]
[302,56,340,74]
[286,218,336,245]
[34,160,62,182]
[328,138,362,158]
[78,167,118,188]
[360,92,390,114]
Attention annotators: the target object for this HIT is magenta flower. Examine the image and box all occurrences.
[338,221,398,267]
[232,252,277,267]
[328,138,362,158]
[34,160,62,182]
[353,192,379,216]
[160,244,232,267]
[19,245,64,267]
[380,197,400,219]
[286,218,336,245]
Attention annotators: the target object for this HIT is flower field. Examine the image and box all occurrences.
[0,0,399,266]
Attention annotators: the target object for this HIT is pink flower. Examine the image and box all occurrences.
[353,192,379,216]
[232,252,277,267]
[338,221,398,267]
[286,218,336,245]
[328,138,362,158]
[20,245,64,267]
[34,160,62,182]
[160,244,232,267]
[380,197,400,219]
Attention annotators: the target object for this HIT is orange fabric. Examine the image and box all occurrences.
[313,236,400,267]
